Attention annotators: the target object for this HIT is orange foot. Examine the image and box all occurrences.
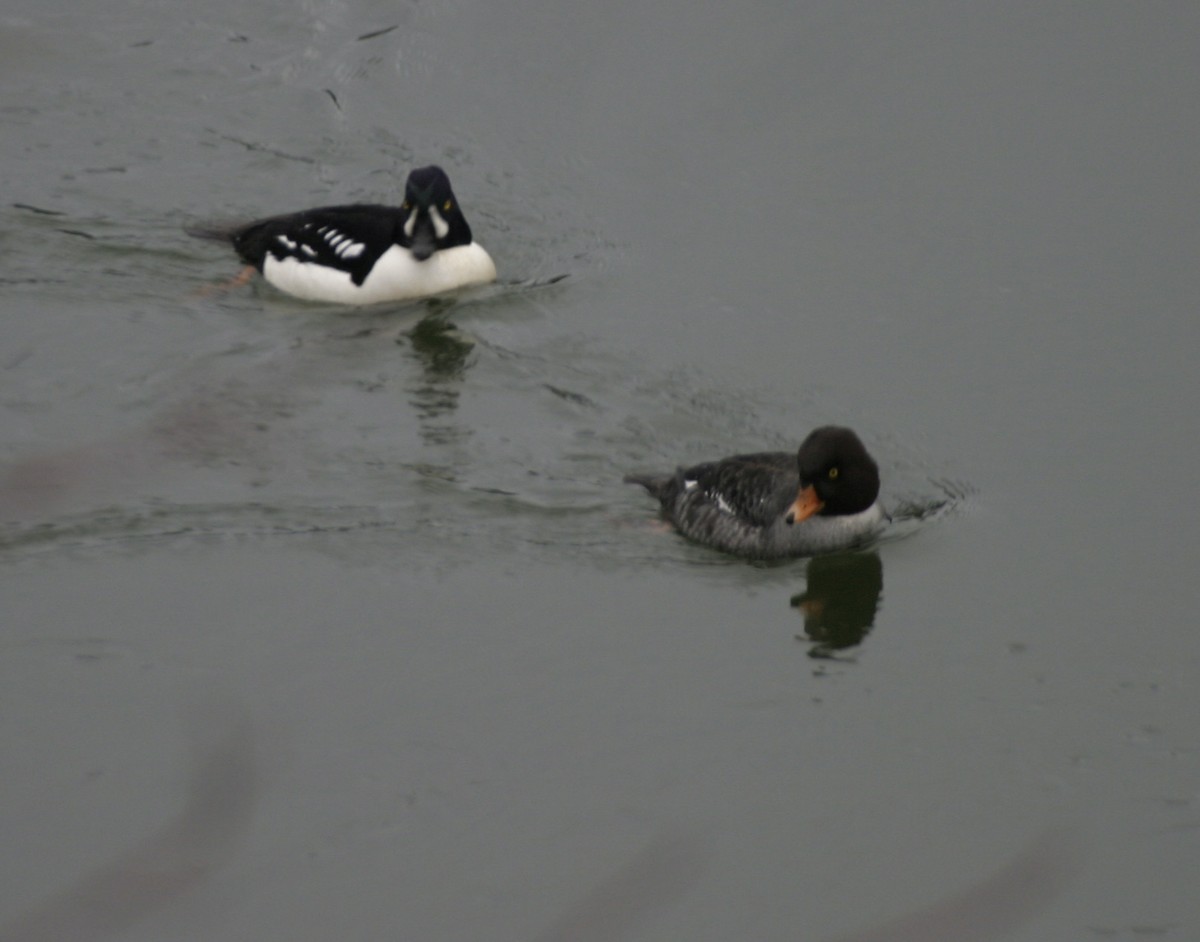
[194,265,256,298]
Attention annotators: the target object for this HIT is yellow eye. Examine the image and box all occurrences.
[402,200,411,211]
[828,467,839,480]
[443,200,454,212]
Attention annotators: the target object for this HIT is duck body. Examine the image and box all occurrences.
[626,426,885,559]
[205,165,496,304]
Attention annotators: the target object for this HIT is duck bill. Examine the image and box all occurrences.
[785,485,824,526]
[409,212,437,261]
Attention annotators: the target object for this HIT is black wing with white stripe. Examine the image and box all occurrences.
[675,452,798,527]
[231,204,403,285]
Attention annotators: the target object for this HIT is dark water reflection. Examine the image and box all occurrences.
[0,707,256,942]
[404,313,474,446]
[792,552,883,659]
[406,314,476,382]
[0,720,1077,942]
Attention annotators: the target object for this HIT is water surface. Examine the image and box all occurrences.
[2,3,1198,940]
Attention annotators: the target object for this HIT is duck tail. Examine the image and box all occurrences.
[623,472,673,500]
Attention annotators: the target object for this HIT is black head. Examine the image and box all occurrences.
[795,426,880,516]
[400,165,474,260]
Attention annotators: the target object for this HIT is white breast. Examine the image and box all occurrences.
[262,243,497,305]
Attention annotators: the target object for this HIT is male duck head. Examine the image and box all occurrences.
[785,426,881,525]
[401,165,475,261]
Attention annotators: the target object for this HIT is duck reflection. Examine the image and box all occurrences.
[402,313,475,447]
[791,551,883,657]
[405,311,475,381]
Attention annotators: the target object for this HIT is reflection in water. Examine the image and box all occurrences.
[791,552,883,658]
[0,708,256,942]
[541,826,1080,942]
[826,827,1081,942]
[537,826,1079,942]
[403,313,475,447]
[0,306,483,531]
[406,312,475,381]
[0,726,1078,942]
[0,389,272,528]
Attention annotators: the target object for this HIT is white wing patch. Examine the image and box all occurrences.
[688,478,736,514]
[289,226,367,261]
[273,222,369,267]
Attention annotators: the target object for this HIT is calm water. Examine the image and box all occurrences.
[2,3,1198,940]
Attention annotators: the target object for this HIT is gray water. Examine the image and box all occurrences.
[2,3,1198,940]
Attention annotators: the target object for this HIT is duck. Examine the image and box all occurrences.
[192,165,496,304]
[625,425,885,559]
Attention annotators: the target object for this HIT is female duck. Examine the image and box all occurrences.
[195,165,496,304]
[625,425,884,559]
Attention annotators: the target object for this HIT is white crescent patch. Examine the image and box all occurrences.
[429,205,449,239]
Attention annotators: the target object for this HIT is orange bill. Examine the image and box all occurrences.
[785,484,824,525]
